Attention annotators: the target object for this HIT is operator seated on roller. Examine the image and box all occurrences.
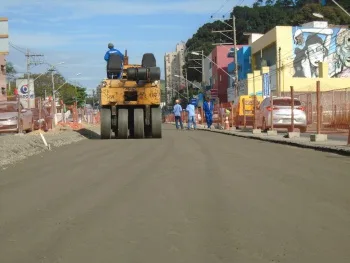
[104,43,124,79]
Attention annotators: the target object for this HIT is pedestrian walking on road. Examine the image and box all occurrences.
[203,97,214,129]
[173,99,184,130]
[186,102,196,130]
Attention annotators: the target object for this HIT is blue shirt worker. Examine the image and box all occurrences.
[186,103,196,130]
[104,43,124,79]
[173,99,184,130]
[203,97,214,129]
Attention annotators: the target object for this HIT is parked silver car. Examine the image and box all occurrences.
[0,101,34,133]
[257,97,307,132]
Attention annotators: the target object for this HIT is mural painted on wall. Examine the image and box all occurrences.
[292,26,350,78]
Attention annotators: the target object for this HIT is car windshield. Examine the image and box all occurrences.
[273,99,301,106]
[0,103,18,113]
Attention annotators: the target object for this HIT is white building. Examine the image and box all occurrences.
[164,41,186,104]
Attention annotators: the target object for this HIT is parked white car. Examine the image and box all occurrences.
[0,101,34,133]
[257,97,307,133]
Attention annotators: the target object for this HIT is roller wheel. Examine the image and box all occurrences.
[134,109,145,139]
[101,107,112,139]
[117,109,128,139]
[151,107,162,138]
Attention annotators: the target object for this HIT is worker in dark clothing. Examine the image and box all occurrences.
[104,43,124,79]
[203,96,214,129]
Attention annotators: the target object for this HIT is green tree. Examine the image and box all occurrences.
[59,83,87,107]
[5,62,17,95]
[5,62,16,79]
[27,72,65,99]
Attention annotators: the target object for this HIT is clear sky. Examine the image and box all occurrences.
[3,0,254,94]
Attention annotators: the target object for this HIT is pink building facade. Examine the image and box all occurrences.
[208,45,244,103]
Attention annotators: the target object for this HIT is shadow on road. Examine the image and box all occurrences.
[75,128,101,139]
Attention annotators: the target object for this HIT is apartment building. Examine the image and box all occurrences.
[0,55,6,101]
[164,42,186,104]
[0,17,9,101]
[164,51,177,101]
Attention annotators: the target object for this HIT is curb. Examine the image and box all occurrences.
[166,122,350,157]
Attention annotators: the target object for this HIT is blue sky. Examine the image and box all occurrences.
[3,0,254,94]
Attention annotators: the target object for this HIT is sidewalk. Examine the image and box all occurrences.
[167,122,350,156]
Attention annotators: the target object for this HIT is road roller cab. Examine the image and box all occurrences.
[106,53,123,79]
[100,50,162,139]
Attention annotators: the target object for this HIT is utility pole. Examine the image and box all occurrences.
[49,66,56,127]
[26,49,30,109]
[201,50,204,87]
[188,49,204,96]
[25,49,44,109]
[233,15,238,98]
[74,81,78,106]
[188,50,203,75]
[278,47,282,97]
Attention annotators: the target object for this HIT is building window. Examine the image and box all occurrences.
[220,75,222,82]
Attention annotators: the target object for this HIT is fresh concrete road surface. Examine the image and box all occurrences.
[1,124,350,263]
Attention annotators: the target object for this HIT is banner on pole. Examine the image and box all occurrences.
[16,78,35,108]
[262,73,270,97]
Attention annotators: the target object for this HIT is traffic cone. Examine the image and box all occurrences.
[225,116,230,130]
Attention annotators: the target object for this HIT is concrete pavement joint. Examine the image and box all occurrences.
[168,123,350,156]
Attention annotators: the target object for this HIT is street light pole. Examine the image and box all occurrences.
[50,67,56,127]
[54,73,81,94]
[50,69,80,126]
